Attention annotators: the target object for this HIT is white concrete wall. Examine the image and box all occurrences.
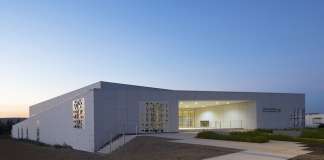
[93,83,178,151]
[12,81,305,153]
[29,82,101,117]
[93,82,304,150]
[256,93,305,129]
[12,90,95,152]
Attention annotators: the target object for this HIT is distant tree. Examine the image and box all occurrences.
[319,123,324,128]
[0,120,16,135]
[6,120,13,132]
[0,121,4,135]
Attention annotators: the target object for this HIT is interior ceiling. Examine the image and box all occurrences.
[179,100,249,109]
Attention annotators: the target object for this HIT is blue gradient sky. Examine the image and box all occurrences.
[0,0,323,117]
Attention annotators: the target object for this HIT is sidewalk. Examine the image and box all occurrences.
[151,133,311,160]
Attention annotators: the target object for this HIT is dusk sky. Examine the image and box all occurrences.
[0,0,323,117]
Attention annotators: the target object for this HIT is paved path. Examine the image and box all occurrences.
[150,133,311,160]
[204,151,287,160]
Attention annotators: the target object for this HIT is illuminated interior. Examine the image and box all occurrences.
[178,100,256,130]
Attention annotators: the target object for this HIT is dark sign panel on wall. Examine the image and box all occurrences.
[263,107,281,112]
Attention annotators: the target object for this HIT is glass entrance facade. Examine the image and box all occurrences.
[179,109,195,128]
[178,100,255,130]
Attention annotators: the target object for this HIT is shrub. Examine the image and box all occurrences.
[301,128,324,139]
[197,129,324,145]
[256,129,273,133]
[53,143,73,149]
[0,120,15,136]
[268,134,296,142]
[318,124,324,128]
[296,138,324,145]
[196,131,269,143]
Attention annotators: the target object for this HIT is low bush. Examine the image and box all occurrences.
[196,131,269,143]
[0,119,19,136]
[300,128,324,139]
[268,134,296,142]
[296,138,324,145]
[53,143,73,149]
[256,129,273,133]
[318,124,324,128]
[197,129,324,145]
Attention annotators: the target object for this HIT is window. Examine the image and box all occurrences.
[200,121,209,127]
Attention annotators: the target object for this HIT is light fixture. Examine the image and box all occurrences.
[226,102,230,104]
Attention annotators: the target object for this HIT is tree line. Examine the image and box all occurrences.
[0,119,21,135]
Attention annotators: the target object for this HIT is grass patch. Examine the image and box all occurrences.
[197,128,324,145]
[300,128,324,139]
[197,131,269,143]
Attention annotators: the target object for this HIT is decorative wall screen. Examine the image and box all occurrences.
[139,101,169,133]
[72,98,85,129]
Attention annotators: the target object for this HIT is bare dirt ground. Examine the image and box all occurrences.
[0,136,240,160]
[107,136,240,160]
[289,143,324,160]
[0,136,103,160]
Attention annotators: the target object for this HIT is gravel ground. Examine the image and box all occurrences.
[0,136,240,160]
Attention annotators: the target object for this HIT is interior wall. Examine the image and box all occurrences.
[190,101,256,129]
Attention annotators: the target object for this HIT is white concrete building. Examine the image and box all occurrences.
[12,81,305,152]
[305,113,324,128]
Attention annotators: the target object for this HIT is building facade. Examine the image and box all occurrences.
[12,81,305,152]
[305,113,324,128]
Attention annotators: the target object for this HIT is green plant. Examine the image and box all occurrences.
[196,131,269,143]
[197,129,324,145]
[256,129,273,133]
[268,134,296,141]
[318,124,324,128]
[53,143,73,149]
[301,128,324,139]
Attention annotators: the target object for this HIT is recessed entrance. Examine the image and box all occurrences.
[178,100,256,130]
